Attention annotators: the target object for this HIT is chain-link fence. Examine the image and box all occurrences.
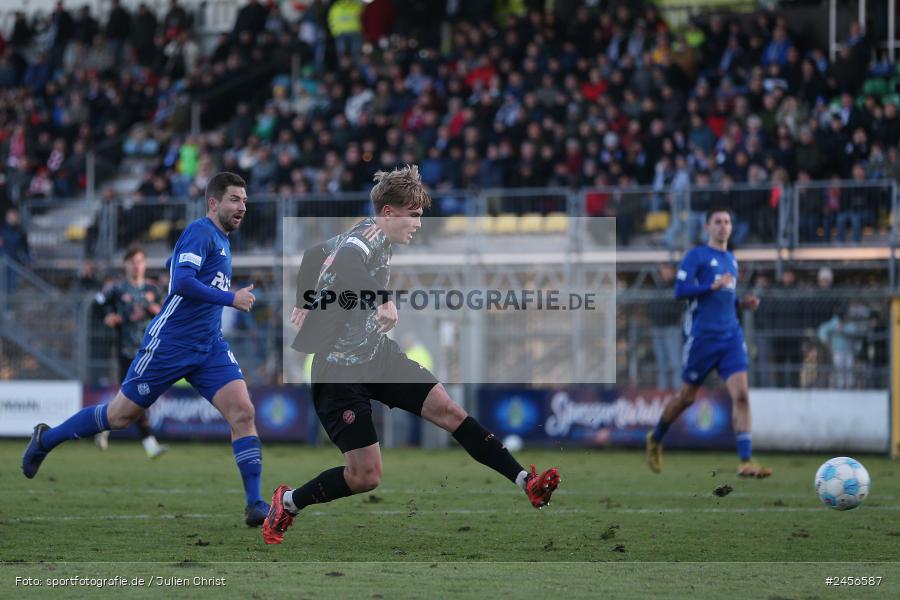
[617,288,890,391]
[3,267,889,392]
[19,180,898,266]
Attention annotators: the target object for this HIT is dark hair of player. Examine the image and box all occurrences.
[123,244,145,262]
[706,207,734,223]
[206,171,247,203]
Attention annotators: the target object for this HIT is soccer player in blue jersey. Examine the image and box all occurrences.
[646,207,772,478]
[22,172,271,525]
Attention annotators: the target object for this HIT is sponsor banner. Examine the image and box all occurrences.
[83,386,315,442]
[751,389,889,453]
[478,387,733,449]
[0,381,83,436]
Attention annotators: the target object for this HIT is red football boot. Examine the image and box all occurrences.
[262,485,296,545]
[525,465,560,509]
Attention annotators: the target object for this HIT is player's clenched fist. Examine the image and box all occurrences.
[233,283,256,312]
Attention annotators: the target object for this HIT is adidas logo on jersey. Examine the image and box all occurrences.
[710,258,719,267]
[219,248,227,256]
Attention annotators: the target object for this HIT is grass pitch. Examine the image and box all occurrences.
[0,440,897,598]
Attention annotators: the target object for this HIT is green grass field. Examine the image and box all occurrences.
[1,440,898,598]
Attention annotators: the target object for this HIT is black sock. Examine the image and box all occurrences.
[137,419,152,439]
[452,416,524,484]
[293,466,354,510]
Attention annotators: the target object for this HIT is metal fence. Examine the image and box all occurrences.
[617,288,891,391]
[1,268,889,392]
[18,180,899,265]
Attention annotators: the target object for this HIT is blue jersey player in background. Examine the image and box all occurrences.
[646,208,772,478]
[22,172,271,526]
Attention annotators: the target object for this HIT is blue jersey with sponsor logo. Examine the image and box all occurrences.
[144,217,232,351]
[675,245,740,338]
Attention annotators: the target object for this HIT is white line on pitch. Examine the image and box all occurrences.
[7,488,897,501]
[3,505,900,523]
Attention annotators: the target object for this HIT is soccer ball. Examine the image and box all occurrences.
[502,434,523,452]
[814,457,871,511]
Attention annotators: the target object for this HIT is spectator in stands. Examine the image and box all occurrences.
[105,0,131,66]
[329,0,363,61]
[163,29,199,78]
[132,3,158,65]
[233,0,270,41]
[9,12,33,49]
[47,1,75,71]
[845,21,872,74]
[163,0,192,38]
[0,206,30,265]
[817,307,859,389]
[74,5,100,46]
[10,2,900,256]
[837,164,869,243]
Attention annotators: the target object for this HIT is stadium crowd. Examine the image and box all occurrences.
[0,0,898,250]
[0,2,892,403]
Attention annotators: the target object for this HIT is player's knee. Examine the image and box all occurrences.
[107,411,137,429]
[347,467,381,492]
[425,397,467,431]
[441,401,467,429]
[732,390,750,407]
[228,402,256,429]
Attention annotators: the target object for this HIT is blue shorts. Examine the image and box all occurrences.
[121,337,243,408]
[681,331,748,385]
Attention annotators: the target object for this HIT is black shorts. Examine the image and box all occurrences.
[311,339,439,453]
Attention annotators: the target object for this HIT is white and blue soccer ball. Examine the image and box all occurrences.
[502,434,523,452]
[814,457,871,511]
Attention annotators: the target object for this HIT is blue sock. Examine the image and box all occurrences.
[736,432,752,461]
[232,436,263,506]
[41,404,109,451]
[651,419,671,443]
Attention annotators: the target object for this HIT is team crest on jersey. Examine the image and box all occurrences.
[710,258,719,267]
[138,383,150,396]
[342,410,356,425]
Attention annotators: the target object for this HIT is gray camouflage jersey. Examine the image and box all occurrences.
[317,218,392,366]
